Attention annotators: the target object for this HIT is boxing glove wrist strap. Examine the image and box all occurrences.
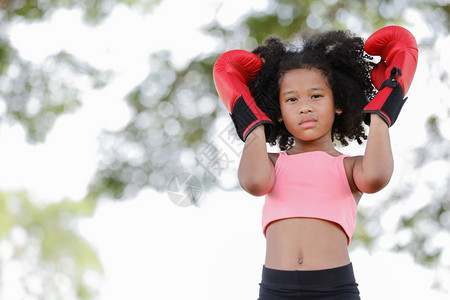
[364,67,407,127]
[231,96,273,141]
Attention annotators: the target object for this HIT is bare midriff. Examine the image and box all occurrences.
[264,218,350,271]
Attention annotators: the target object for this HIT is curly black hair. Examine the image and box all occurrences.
[249,30,376,150]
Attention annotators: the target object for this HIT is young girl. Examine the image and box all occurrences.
[213,26,418,299]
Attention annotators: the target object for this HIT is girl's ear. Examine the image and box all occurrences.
[277,116,283,123]
[335,108,343,116]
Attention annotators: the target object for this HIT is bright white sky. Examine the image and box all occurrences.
[1,0,450,299]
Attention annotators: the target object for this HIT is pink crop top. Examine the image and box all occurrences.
[262,151,357,244]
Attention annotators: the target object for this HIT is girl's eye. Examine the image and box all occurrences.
[312,94,322,99]
[286,97,297,102]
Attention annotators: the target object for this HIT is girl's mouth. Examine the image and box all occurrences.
[299,119,317,128]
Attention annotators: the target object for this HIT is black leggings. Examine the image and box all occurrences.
[258,263,360,300]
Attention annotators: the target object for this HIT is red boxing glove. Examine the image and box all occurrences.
[363,26,419,126]
[213,50,273,141]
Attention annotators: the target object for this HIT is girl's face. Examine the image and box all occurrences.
[278,68,341,144]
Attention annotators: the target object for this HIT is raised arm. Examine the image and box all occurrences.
[213,50,275,196]
[354,26,418,193]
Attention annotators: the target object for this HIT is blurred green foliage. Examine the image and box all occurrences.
[0,192,101,299]
[0,0,158,298]
[0,0,160,24]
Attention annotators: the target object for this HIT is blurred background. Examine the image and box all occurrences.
[0,0,449,299]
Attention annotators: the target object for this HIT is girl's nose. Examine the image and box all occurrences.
[298,106,313,114]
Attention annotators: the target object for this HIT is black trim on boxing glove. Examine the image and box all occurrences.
[379,84,407,126]
[364,67,407,126]
[230,96,257,140]
[230,96,273,141]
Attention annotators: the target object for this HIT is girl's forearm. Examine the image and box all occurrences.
[238,125,275,196]
[361,114,394,192]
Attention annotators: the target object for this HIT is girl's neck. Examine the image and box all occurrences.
[287,138,340,156]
